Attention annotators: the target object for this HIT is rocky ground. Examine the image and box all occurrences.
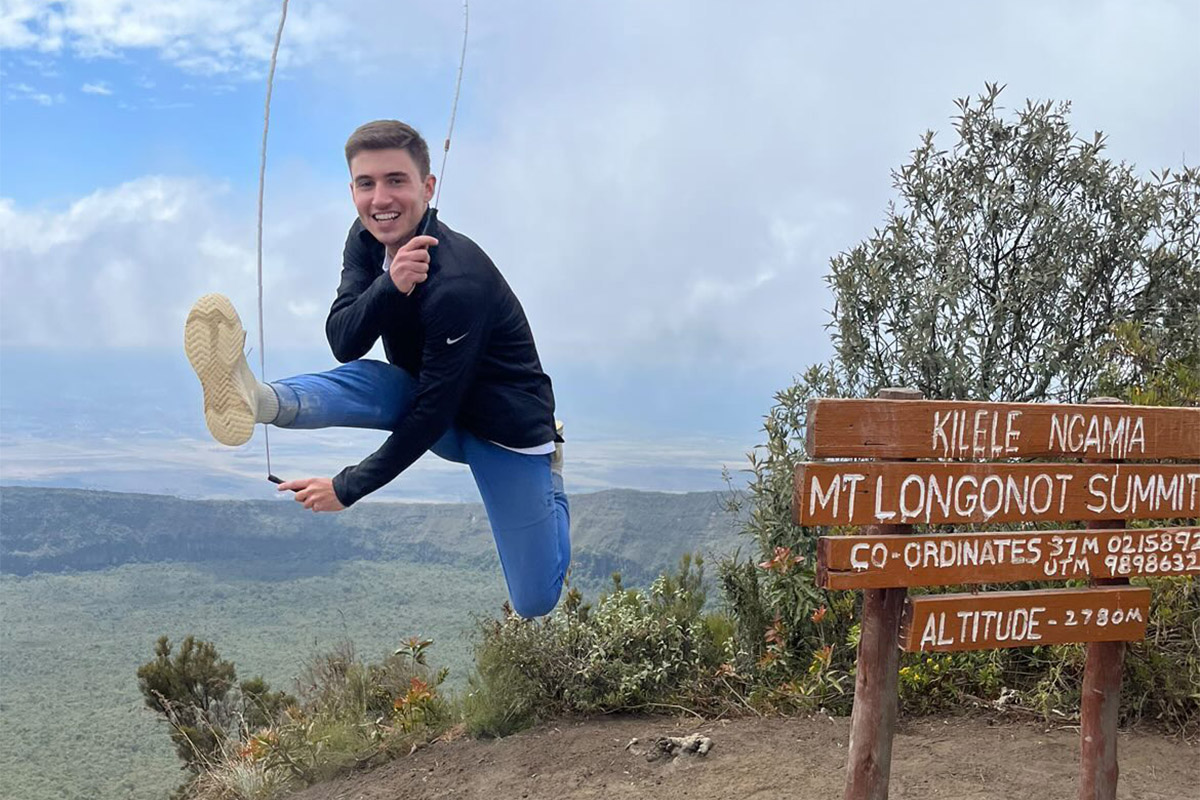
[289,713,1197,799]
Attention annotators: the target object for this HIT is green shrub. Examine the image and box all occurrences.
[1114,578,1199,733]
[140,637,452,800]
[888,577,1199,735]
[259,640,452,786]
[465,555,738,737]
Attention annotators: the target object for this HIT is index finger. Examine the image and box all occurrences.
[402,235,439,251]
[278,478,310,492]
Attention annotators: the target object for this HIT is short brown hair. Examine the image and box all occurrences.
[344,120,431,177]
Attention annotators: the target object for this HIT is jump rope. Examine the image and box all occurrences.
[254,0,470,488]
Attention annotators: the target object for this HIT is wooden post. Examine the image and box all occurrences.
[843,387,921,800]
[1079,397,1128,800]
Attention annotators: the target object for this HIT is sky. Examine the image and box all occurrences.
[1,0,1198,502]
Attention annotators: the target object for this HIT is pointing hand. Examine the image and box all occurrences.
[389,235,438,295]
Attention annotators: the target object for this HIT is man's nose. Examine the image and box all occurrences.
[372,187,394,207]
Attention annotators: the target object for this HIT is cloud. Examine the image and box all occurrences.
[428,0,1199,373]
[5,81,64,105]
[0,0,46,50]
[0,174,350,350]
[2,0,1197,501]
[2,0,1197,379]
[19,55,58,76]
[81,81,112,95]
[0,0,354,78]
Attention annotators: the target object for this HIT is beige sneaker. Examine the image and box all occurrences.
[184,293,260,446]
[551,419,565,476]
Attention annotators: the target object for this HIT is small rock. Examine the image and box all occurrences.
[645,734,714,762]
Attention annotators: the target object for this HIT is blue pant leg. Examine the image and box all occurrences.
[461,434,571,618]
[270,359,464,462]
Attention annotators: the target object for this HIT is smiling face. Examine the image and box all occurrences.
[349,148,436,253]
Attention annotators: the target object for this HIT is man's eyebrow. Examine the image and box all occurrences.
[354,171,410,180]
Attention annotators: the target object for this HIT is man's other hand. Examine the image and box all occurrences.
[279,477,346,512]
[389,235,438,295]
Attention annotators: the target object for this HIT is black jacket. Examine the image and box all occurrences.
[327,213,556,506]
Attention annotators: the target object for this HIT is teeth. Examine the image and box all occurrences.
[374,213,399,221]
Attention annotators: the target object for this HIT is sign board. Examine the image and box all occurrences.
[805,398,1200,460]
[794,463,1200,526]
[899,586,1152,652]
[817,527,1200,589]
[800,394,1198,800]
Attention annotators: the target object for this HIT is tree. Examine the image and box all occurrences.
[136,635,293,772]
[828,82,1198,403]
[239,674,296,734]
[722,84,1199,681]
[1095,322,1200,407]
[137,635,237,770]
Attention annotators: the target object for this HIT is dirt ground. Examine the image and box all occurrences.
[289,714,1198,800]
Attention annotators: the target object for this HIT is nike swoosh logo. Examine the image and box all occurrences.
[446,333,469,345]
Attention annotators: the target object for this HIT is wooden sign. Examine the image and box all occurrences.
[794,462,1200,526]
[806,398,1200,460]
[899,586,1151,652]
[817,527,1200,589]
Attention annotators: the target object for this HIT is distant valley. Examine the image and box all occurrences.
[1,485,742,583]
[0,486,745,800]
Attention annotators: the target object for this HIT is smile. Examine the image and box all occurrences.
[373,212,400,221]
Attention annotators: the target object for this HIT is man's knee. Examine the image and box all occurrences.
[509,581,564,619]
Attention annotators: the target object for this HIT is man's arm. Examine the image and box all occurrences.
[325,220,402,363]
[331,279,489,506]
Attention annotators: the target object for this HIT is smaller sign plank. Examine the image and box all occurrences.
[794,462,1200,526]
[899,587,1151,653]
[818,527,1200,589]
[805,398,1200,460]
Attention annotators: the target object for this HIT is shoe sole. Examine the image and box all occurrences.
[184,293,255,446]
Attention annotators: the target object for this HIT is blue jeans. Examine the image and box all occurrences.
[271,360,570,618]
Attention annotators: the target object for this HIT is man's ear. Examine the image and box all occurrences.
[424,173,436,203]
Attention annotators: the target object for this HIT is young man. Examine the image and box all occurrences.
[184,120,569,618]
